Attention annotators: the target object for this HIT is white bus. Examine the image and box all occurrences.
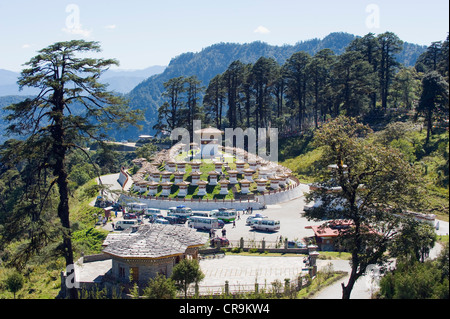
[192,212,210,217]
[246,214,267,225]
[188,216,219,230]
[210,208,236,222]
[251,219,280,232]
[168,205,193,216]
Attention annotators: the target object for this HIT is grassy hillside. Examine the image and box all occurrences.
[0,178,107,299]
[279,122,449,221]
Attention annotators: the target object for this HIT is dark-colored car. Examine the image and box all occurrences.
[287,240,307,248]
[210,237,230,247]
[167,213,188,224]
[164,216,181,225]
[124,213,137,220]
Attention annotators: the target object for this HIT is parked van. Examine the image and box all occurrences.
[246,214,267,225]
[251,219,280,232]
[168,205,192,223]
[146,208,161,216]
[114,219,138,230]
[210,208,236,222]
[188,216,219,230]
[192,212,210,217]
[168,205,193,216]
[145,208,162,220]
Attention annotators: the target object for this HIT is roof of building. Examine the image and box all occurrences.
[194,126,224,135]
[309,220,354,238]
[309,225,340,238]
[103,224,207,259]
[176,181,191,186]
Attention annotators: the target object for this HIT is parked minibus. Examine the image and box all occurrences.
[210,208,236,222]
[250,219,280,232]
[188,216,220,230]
[114,219,139,230]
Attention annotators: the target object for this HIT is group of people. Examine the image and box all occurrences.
[209,227,227,238]
[208,206,257,237]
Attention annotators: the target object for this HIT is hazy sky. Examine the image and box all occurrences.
[0,0,448,71]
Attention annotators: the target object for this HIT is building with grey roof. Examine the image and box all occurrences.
[102,224,207,283]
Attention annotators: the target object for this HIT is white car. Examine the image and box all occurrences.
[246,214,267,225]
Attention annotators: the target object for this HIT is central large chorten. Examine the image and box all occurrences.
[194,126,224,159]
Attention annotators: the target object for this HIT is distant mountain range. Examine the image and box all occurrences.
[0,32,428,143]
[0,65,166,96]
[100,65,166,93]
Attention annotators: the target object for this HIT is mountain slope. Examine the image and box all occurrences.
[123,32,426,141]
[100,65,166,93]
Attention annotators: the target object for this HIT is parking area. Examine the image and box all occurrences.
[94,176,449,299]
[97,189,448,299]
[104,193,325,245]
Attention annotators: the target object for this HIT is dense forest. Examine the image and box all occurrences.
[153,32,447,138]
[153,31,449,219]
[116,32,427,141]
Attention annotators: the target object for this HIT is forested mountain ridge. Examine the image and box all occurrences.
[123,32,427,141]
[0,32,428,142]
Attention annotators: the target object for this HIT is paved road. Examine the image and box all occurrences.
[218,196,324,244]
[312,241,447,299]
[312,260,378,299]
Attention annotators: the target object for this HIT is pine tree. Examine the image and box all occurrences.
[2,40,141,299]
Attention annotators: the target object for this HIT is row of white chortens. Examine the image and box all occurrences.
[130,142,294,197]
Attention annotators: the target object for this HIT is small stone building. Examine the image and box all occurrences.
[102,224,207,283]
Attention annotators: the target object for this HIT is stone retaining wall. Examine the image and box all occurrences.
[119,179,307,210]
[119,194,263,210]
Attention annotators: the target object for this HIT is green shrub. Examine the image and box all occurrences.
[72,227,108,255]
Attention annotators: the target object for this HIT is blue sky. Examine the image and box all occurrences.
[0,0,448,72]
